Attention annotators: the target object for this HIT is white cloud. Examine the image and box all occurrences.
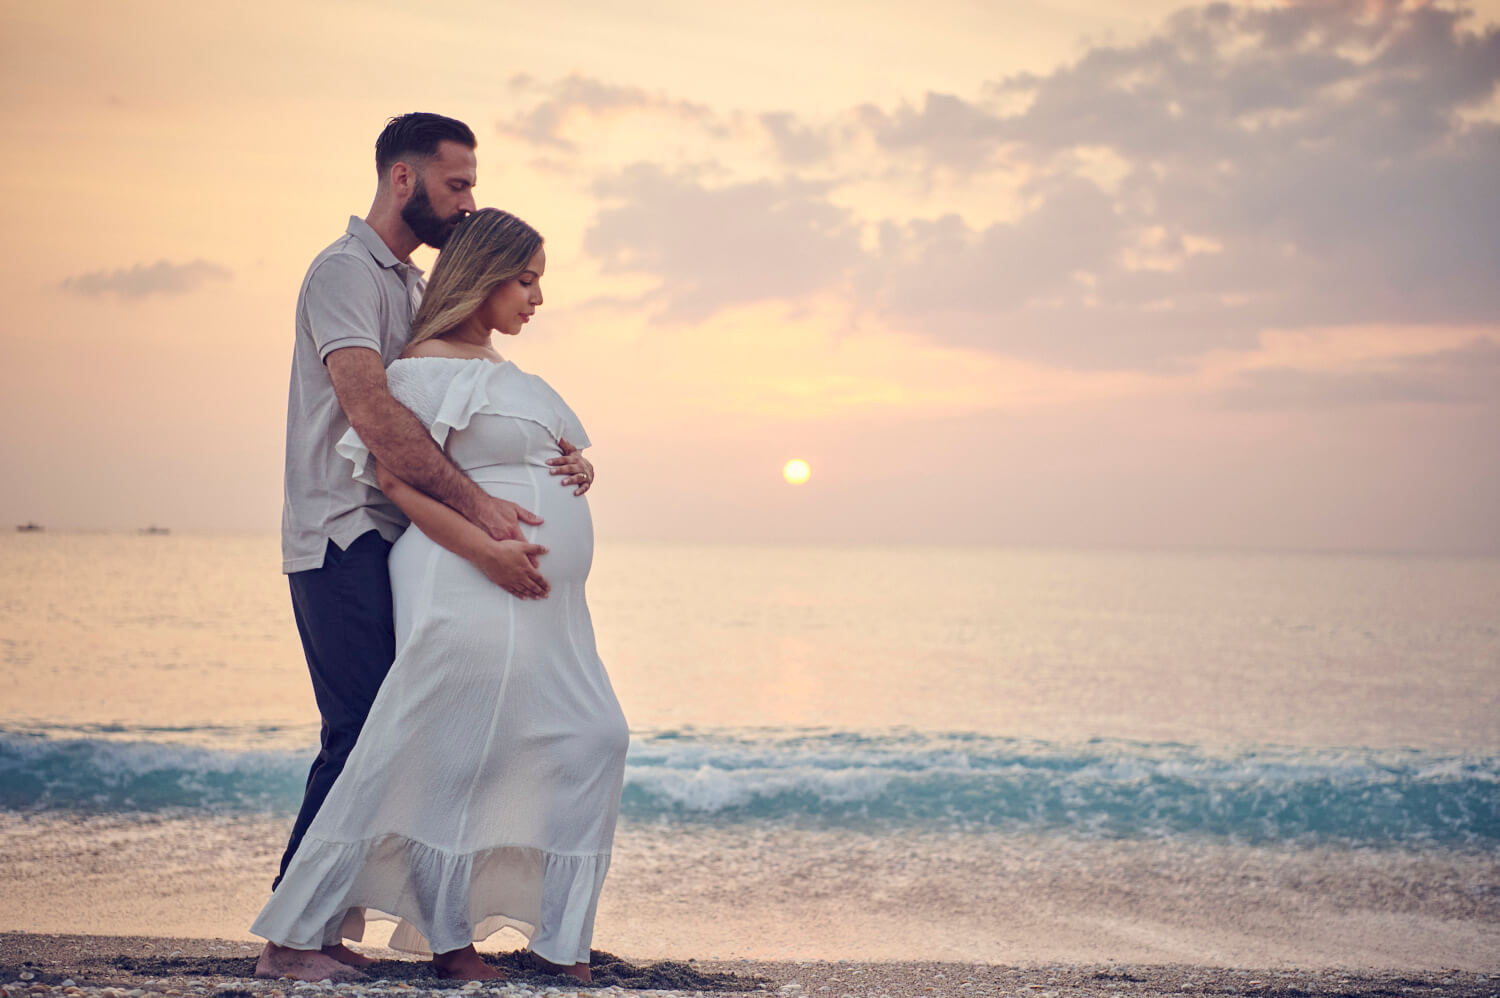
[498,2,1500,370]
[496,74,719,152]
[60,259,232,299]
[584,165,862,321]
[1219,337,1500,408]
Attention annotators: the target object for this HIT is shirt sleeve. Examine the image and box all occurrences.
[304,253,384,362]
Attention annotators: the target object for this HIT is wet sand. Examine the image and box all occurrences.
[1,933,1496,998]
[4,814,1498,971]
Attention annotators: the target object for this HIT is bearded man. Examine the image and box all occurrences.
[262,112,549,981]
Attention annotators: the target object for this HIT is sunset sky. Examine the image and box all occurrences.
[2,0,1497,553]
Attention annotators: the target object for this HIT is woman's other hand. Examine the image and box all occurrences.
[474,539,551,599]
[548,437,593,495]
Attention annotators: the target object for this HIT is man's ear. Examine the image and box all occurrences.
[389,160,415,199]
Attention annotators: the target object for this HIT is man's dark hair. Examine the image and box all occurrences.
[375,113,477,176]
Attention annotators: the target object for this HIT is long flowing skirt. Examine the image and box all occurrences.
[252,467,629,965]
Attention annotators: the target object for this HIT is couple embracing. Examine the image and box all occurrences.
[253,113,628,984]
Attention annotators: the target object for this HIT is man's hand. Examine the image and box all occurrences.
[372,458,549,594]
[473,495,543,542]
[547,437,594,496]
[473,538,550,599]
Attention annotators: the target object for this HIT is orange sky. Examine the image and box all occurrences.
[2,0,1497,553]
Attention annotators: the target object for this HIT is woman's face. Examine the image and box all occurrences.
[477,246,546,336]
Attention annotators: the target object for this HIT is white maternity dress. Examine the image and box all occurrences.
[252,357,629,965]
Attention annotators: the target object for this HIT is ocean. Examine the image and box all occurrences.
[2,532,1497,968]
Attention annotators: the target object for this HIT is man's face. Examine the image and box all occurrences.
[400,140,477,249]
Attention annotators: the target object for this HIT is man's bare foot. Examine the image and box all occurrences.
[255,942,367,981]
[528,951,591,983]
[431,944,506,981]
[321,942,376,967]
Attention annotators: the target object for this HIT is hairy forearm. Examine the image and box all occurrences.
[327,347,531,543]
[351,394,488,520]
[374,457,491,563]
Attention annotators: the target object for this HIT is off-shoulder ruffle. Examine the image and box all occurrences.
[336,357,590,489]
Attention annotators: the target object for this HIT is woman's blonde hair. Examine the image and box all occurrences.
[408,208,544,347]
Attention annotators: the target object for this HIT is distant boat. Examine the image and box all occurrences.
[139,525,171,536]
[15,522,42,532]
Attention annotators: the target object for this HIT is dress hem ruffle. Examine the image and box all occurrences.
[250,831,611,966]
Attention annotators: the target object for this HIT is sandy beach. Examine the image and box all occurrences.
[2,933,1496,998]
[5,814,1499,970]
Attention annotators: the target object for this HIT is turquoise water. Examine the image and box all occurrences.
[1,725,1496,845]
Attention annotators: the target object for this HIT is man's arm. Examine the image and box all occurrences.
[326,346,541,541]
[374,459,549,600]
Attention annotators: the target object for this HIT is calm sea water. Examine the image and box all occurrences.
[2,532,1498,964]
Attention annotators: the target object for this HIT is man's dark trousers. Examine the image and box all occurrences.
[274,530,396,889]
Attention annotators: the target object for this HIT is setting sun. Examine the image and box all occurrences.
[782,459,811,485]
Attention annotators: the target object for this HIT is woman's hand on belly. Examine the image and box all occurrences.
[470,537,551,599]
[376,457,552,599]
[547,437,594,496]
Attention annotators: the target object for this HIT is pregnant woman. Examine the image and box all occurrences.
[252,209,629,984]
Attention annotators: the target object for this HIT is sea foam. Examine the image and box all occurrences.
[1,726,1495,845]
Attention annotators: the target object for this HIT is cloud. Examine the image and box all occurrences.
[497,74,718,152]
[584,164,862,321]
[757,111,834,165]
[1220,337,1500,408]
[855,174,1125,338]
[60,259,231,298]
[858,1,1500,363]
[510,3,1500,369]
[857,92,1009,172]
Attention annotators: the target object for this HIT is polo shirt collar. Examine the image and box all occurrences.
[345,215,422,274]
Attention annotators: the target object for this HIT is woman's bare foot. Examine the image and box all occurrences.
[321,942,376,967]
[255,942,366,981]
[528,952,591,983]
[431,945,506,981]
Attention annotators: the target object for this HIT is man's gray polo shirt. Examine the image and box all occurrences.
[281,216,424,573]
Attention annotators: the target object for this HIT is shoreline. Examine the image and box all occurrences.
[5,814,1499,971]
[1,933,1495,998]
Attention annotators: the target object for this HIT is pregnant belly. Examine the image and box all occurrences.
[471,463,594,584]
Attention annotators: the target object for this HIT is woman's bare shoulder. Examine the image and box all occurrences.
[400,338,469,360]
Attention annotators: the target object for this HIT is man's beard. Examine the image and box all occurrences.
[400,176,463,249]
